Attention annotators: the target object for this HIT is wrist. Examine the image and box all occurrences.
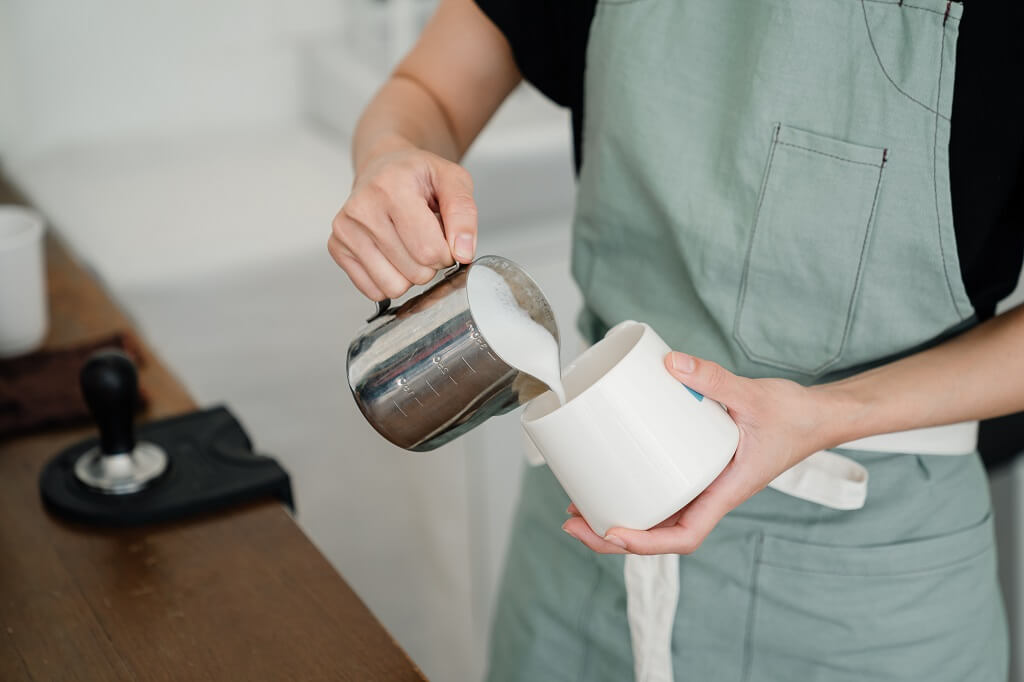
[354,133,418,176]
[807,380,874,450]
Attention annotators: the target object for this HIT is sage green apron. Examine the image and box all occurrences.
[487,0,1008,680]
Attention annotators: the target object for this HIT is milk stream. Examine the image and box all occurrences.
[468,266,567,405]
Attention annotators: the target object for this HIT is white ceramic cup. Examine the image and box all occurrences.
[521,321,739,536]
[0,205,48,357]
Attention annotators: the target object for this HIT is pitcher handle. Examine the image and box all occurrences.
[366,261,464,323]
[367,299,392,323]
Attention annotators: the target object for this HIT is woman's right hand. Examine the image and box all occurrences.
[328,141,478,302]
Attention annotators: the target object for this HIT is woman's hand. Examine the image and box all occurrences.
[562,351,841,555]
[327,0,522,300]
[328,140,478,302]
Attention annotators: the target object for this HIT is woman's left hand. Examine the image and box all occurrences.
[562,351,841,555]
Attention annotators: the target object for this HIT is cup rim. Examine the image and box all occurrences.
[521,320,647,425]
[0,205,45,252]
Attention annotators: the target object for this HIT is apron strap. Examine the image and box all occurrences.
[625,554,679,682]
[767,450,869,510]
[840,420,979,456]
[767,420,978,511]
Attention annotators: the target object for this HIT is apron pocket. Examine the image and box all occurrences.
[734,124,887,376]
[745,513,1006,682]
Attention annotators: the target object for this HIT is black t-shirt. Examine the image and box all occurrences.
[476,0,1024,321]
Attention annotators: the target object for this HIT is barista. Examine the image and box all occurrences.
[328,0,1024,679]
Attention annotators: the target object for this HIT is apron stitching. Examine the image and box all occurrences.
[734,132,887,376]
[741,532,765,682]
[863,0,961,20]
[931,26,968,320]
[916,454,932,480]
[860,0,952,122]
[732,124,780,356]
[758,543,990,578]
[834,150,888,363]
[774,141,884,168]
[575,557,604,682]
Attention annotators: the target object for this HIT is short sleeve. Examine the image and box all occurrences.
[474,0,596,169]
[473,0,595,110]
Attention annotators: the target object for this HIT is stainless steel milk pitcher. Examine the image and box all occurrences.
[346,255,559,451]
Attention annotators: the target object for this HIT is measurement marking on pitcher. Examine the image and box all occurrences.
[468,322,500,365]
[392,400,408,417]
[397,376,423,406]
[462,358,477,373]
[425,379,441,396]
[433,355,458,385]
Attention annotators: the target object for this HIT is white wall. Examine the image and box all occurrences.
[0,2,16,155]
[0,0,343,160]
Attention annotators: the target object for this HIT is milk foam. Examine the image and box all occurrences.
[468,265,566,405]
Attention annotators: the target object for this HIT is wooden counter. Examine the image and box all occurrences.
[0,175,426,681]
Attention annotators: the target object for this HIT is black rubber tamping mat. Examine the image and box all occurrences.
[40,405,293,526]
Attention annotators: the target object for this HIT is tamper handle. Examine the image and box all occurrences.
[80,350,138,455]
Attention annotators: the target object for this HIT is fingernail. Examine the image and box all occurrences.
[454,233,475,262]
[604,534,628,549]
[671,352,696,373]
[562,525,579,541]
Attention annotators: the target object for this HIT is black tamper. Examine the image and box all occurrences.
[41,347,293,526]
[73,350,167,494]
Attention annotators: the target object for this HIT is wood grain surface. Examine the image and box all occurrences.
[0,175,426,681]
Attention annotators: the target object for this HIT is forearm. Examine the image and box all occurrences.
[351,0,521,175]
[352,75,463,174]
[816,304,1024,446]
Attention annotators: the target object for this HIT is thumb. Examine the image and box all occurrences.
[433,163,478,263]
[664,351,747,408]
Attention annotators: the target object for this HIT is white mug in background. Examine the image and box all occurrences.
[521,321,740,537]
[0,205,48,358]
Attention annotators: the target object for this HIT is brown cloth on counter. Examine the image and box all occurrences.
[0,333,148,439]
